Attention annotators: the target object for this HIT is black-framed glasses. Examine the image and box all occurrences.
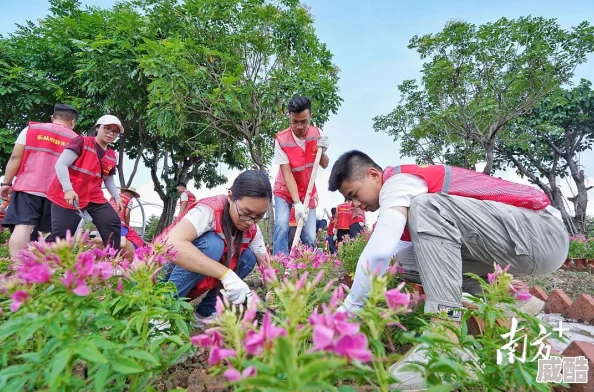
[100,125,120,135]
[234,200,265,222]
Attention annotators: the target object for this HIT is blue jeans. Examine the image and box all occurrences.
[273,196,316,255]
[164,231,257,316]
[327,234,337,254]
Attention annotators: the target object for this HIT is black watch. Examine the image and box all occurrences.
[0,182,12,187]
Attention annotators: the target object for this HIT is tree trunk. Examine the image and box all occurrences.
[156,197,177,236]
[482,140,495,175]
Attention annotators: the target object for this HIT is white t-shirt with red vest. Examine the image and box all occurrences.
[183,205,267,255]
[382,172,563,272]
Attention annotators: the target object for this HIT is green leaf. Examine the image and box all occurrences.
[426,384,454,392]
[112,357,144,375]
[0,364,33,377]
[299,357,346,380]
[274,337,295,378]
[93,364,110,392]
[76,342,108,364]
[126,350,160,366]
[48,348,72,388]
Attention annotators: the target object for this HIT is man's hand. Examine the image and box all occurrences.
[220,270,251,305]
[0,185,12,200]
[318,135,329,151]
[293,201,308,222]
[64,190,79,206]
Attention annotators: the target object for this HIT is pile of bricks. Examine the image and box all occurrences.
[409,284,594,391]
[559,259,594,272]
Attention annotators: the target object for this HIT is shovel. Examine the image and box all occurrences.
[73,200,93,222]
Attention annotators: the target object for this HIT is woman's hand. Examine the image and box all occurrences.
[64,190,79,206]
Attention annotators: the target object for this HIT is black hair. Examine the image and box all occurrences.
[176,181,187,188]
[331,207,336,215]
[328,150,382,192]
[53,103,79,121]
[222,170,272,269]
[287,95,311,114]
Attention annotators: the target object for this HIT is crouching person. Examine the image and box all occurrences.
[328,150,568,390]
[158,170,271,324]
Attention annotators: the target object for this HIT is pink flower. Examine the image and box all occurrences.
[329,285,344,308]
[295,272,309,290]
[510,280,532,301]
[93,261,114,280]
[10,290,30,312]
[14,259,53,284]
[191,329,222,348]
[312,324,335,350]
[223,366,257,381]
[242,293,260,326]
[74,252,94,278]
[60,270,90,296]
[208,346,236,365]
[385,282,411,311]
[72,282,90,296]
[116,278,123,294]
[487,263,510,284]
[296,262,307,269]
[244,312,286,355]
[334,333,372,362]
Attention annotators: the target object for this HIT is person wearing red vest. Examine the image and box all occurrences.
[110,186,139,225]
[349,206,366,238]
[46,115,124,250]
[335,201,352,244]
[106,186,144,259]
[272,96,329,255]
[328,150,568,390]
[159,170,271,323]
[176,182,196,216]
[0,103,80,258]
[326,207,337,254]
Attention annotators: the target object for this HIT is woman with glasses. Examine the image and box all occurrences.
[46,115,124,249]
[158,170,272,324]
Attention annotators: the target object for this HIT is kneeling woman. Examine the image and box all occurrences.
[159,170,271,320]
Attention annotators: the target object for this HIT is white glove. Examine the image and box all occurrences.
[220,270,251,305]
[317,135,329,151]
[294,201,308,222]
[333,235,337,241]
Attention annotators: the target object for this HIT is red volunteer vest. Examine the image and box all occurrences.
[47,137,117,209]
[156,195,258,300]
[109,193,132,222]
[351,208,366,225]
[13,122,78,197]
[383,164,551,241]
[336,202,352,230]
[179,190,196,208]
[273,126,320,209]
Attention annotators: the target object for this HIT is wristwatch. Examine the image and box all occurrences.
[0,182,12,187]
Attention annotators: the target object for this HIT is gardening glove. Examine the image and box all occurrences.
[220,270,251,305]
[317,135,329,151]
[333,235,337,241]
[293,201,308,223]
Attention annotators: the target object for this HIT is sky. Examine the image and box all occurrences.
[2,0,594,229]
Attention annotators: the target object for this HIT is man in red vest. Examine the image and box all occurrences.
[272,95,329,255]
[176,181,196,216]
[335,200,352,244]
[110,186,139,225]
[0,104,79,258]
[326,207,337,254]
[349,206,366,238]
[328,150,568,390]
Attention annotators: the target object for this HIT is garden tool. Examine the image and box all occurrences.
[73,200,93,222]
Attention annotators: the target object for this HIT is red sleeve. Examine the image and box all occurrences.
[65,136,85,155]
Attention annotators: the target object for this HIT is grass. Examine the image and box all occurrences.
[520,269,594,300]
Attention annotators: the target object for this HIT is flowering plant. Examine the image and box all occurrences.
[192,258,412,391]
[0,232,193,391]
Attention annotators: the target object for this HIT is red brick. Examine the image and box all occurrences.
[529,285,549,302]
[565,294,594,323]
[545,289,573,314]
[562,341,594,392]
[466,316,484,336]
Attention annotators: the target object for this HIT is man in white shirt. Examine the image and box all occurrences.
[272,96,329,255]
[328,150,568,389]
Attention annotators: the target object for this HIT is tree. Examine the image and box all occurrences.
[497,80,594,234]
[138,0,342,240]
[374,17,594,174]
[143,214,160,241]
